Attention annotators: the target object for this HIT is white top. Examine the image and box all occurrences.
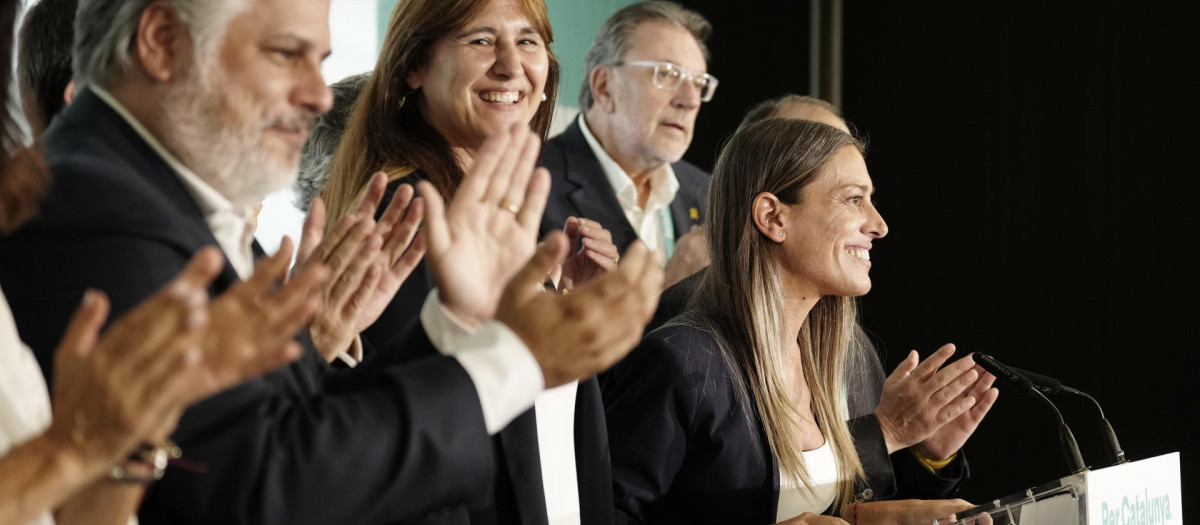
[577,115,679,267]
[93,88,544,436]
[535,380,581,525]
[422,293,581,524]
[776,440,840,522]
[0,287,56,525]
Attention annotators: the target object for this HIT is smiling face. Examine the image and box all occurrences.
[778,146,888,299]
[160,0,333,207]
[596,18,706,172]
[407,0,549,151]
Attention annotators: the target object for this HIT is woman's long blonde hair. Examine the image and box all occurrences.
[320,0,560,228]
[690,117,867,509]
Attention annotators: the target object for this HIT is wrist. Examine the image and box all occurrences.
[873,412,902,454]
[308,327,353,362]
[30,431,106,486]
[911,445,958,473]
[442,304,488,331]
[43,419,129,478]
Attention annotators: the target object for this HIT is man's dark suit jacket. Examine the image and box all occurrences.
[357,177,613,525]
[537,119,708,252]
[0,89,497,525]
[642,270,968,507]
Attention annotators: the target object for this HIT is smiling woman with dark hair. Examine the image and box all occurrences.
[315,0,620,524]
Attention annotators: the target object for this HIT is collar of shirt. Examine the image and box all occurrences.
[577,114,680,219]
[91,86,258,279]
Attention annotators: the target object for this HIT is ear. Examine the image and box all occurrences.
[752,192,786,242]
[406,67,425,91]
[589,65,615,113]
[135,2,192,83]
[63,80,76,106]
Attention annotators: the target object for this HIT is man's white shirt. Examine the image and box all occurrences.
[577,115,679,267]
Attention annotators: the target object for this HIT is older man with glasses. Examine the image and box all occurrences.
[539,1,715,288]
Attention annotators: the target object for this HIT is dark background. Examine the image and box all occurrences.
[678,0,1199,508]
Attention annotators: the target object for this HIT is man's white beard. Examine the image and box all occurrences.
[159,65,301,209]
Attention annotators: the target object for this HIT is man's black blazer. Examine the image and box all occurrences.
[0,89,497,525]
[537,119,708,252]
[359,177,613,525]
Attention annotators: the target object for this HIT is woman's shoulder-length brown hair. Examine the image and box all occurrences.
[321,0,560,227]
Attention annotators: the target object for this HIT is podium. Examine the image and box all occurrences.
[948,452,1183,525]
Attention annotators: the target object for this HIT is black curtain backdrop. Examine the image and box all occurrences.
[679,0,1199,507]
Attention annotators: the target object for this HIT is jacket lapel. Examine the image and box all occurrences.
[556,122,640,252]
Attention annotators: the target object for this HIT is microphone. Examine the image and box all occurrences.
[975,353,1087,474]
[1008,366,1062,395]
[1007,365,1127,466]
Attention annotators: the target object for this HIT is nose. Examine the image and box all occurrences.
[672,77,702,110]
[491,42,521,79]
[295,60,333,115]
[865,201,888,238]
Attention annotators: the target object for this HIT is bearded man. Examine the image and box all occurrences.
[0,0,662,523]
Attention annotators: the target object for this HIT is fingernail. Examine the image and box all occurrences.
[82,289,99,305]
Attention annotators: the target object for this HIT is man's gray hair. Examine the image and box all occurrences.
[74,0,250,87]
[578,1,711,111]
[295,72,370,212]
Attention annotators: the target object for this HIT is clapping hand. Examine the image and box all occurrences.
[662,225,708,288]
[557,217,619,291]
[914,363,998,460]
[299,175,426,360]
[46,244,324,473]
[417,124,550,328]
[874,344,984,455]
[497,234,662,387]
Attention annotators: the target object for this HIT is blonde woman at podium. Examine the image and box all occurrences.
[602,119,977,524]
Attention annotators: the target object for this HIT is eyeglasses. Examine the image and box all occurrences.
[612,60,719,102]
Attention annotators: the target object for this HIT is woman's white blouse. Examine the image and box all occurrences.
[776,439,840,521]
[0,286,56,525]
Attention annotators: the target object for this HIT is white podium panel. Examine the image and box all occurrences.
[949,452,1182,525]
[1087,452,1181,525]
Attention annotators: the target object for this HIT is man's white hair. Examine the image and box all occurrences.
[74,0,251,87]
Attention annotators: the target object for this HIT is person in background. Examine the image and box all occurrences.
[16,0,78,136]
[738,94,850,133]
[539,0,713,289]
[295,72,369,213]
[319,0,627,523]
[603,119,989,524]
[0,0,661,523]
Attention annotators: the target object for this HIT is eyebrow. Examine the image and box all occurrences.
[272,33,332,60]
[839,183,874,194]
[456,26,540,38]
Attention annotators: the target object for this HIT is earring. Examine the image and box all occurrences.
[398,95,407,109]
[541,92,548,102]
